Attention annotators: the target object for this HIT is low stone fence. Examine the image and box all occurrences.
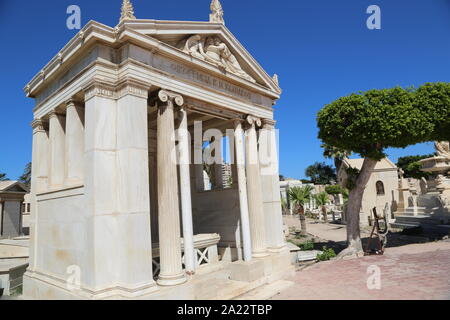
[151,233,221,279]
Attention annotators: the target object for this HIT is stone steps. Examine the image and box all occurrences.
[233,280,294,300]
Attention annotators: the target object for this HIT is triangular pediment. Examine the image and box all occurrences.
[0,181,28,193]
[120,20,281,93]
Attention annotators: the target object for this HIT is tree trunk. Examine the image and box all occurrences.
[338,157,378,258]
[298,205,307,236]
[322,206,328,223]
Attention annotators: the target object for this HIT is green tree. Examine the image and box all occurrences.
[305,162,337,185]
[396,155,434,179]
[322,143,350,173]
[314,192,330,223]
[19,162,32,188]
[325,185,345,195]
[288,185,314,236]
[317,86,436,256]
[415,82,450,141]
[0,173,8,181]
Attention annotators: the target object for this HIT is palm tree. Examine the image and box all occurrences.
[315,192,330,223]
[288,185,314,235]
[280,197,288,215]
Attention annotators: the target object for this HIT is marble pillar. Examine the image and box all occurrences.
[234,120,252,262]
[28,119,49,272]
[48,111,65,188]
[116,81,156,290]
[0,202,3,237]
[156,89,187,286]
[83,81,156,296]
[65,100,85,185]
[177,106,195,275]
[31,119,49,194]
[245,116,268,258]
[259,120,286,252]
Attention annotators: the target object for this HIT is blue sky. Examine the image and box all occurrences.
[0,0,449,180]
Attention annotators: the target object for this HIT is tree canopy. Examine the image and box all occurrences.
[325,185,346,195]
[396,155,434,179]
[305,162,336,185]
[19,162,32,188]
[314,192,330,207]
[415,82,450,141]
[0,173,8,181]
[318,86,435,160]
[288,185,314,208]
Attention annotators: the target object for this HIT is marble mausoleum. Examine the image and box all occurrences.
[22,0,292,300]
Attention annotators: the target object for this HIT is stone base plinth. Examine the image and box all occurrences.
[229,260,266,283]
[23,251,294,300]
[22,271,158,300]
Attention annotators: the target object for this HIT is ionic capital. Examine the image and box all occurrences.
[245,115,262,129]
[64,98,82,110]
[48,110,64,119]
[31,119,46,133]
[262,118,277,129]
[157,90,184,108]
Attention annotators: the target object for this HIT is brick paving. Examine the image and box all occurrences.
[273,241,450,300]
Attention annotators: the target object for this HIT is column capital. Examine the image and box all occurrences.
[83,80,116,101]
[262,118,276,129]
[157,89,184,107]
[116,79,150,100]
[245,115,262,129]
[48,110,64,119]
[65,98,83,109]
[31,119,47,132]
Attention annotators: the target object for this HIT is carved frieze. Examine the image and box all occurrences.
[84,82,116,101]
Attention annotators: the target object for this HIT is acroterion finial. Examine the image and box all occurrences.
[120,0,136,23]
[273,74,279,86]
[210,0,225,25]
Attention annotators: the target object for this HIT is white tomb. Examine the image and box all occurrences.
[22,0,292,300]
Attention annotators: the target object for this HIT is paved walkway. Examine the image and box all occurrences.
[273,241,450,300]
[284,216,351,242]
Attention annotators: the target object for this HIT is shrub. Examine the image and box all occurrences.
[316,247,336,261]
[300,240,315,251]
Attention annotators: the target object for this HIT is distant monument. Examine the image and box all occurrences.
[392,141,450,230]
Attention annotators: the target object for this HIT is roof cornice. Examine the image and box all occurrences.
[25,19,281,99]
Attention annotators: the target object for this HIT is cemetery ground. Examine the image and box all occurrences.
[277,216,450,300]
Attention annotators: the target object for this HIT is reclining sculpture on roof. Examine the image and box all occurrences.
[435,141,450,160]
[180,35,256,83]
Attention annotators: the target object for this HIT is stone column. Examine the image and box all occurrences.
[83,81,156,297]
[234,120,252,262]
[156,90,186,286]
[0,201,3,237]
[259,119,286,252]
[116,81,156,291]
[48,111,65,188]
[177,105,195,275]
[64,99,85,186]
[245,116,268,258]
[31,119,49,194]
[28,119,49,272]
[214,137,224,189]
